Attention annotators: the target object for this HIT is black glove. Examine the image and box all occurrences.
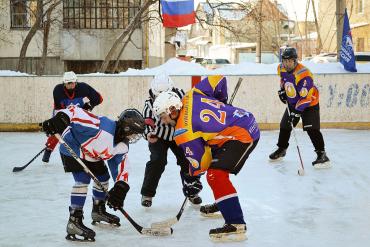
[40,112,70,136]
[278,89,287,104]
[82,103,93,111]
[181,174,203,197]
[288,110,301,126]
[107,181,130,210]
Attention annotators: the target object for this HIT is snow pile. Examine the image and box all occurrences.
[1,59,369,77]
[117,59,370,76]
[120,58,209,76]
[0,70,30,76]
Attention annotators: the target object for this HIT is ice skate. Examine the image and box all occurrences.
[312,151,331,169]
[66,207,95,242]
[91,200,120,226]
[200,203,222,218]
[269,147,287,161]
[209,223,247,242]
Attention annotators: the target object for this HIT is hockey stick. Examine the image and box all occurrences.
[151,197,188,228]
[54,134,173,236]
[286,107,305,176]
[12,147,47,172]
[229,77,243,105]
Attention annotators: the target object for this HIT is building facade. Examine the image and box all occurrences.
[0,0,163,74]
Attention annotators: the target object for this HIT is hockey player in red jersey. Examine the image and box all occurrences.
[153,75,260,242]
[269,47,331,168]
[42,71,103,163]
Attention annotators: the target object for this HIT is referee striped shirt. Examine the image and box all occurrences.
[143,88,185,141]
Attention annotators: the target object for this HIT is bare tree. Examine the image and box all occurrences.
[17,0,43,72]
[16,0,62,73]
[99,0,156,73]
[38,0,62,75]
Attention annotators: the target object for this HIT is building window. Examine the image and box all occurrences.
[63,0,141,29]
[356,37,365,52]
[10,0,40,28]
[357,0,364,13]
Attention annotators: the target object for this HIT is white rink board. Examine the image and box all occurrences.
[0,74,369,124]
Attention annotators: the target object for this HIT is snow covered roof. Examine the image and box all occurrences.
[291,32,318,41]
[350,22,369,29]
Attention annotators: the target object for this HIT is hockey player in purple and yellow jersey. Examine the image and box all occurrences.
[269,47,330,168]
[153,75,260,242]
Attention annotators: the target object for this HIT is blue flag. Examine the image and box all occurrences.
[340,8,357,72]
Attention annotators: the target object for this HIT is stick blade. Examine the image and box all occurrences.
[151,218,178,228]
[141,227,173,236]
[298,168,305,176]
[12,166,25,172]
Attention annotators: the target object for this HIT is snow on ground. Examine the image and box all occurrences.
[1,130,370,247]
[0,70,31,76]
[1,59,369,77]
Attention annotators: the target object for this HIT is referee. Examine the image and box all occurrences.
[140,74,203,207]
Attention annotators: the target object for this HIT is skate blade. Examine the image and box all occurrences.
[66,234,95,242]
[200,212,223,218]
[210,232,247,242]
[269,156,285,162]
[313,161,332,169]
[92,220,120,227]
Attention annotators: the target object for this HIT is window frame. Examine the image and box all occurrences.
[10,0,42,29]
[63,0,141,29]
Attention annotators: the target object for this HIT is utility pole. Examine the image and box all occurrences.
[336,0,345,61]
[256,0,263,63]
[311,0,322,54]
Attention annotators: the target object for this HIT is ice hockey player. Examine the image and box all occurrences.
[42,71,103,163]
[153,75,260,242]
[269,47,331,168]
[40,106,145,242]
[140,73,203,207]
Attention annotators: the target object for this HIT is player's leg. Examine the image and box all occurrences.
[140,139,169,207]
[269,108,292,161]
[302,104,331,168]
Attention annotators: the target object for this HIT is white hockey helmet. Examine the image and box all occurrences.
[153,91,182,116]
[151,73,174,96]
[63,71,77,84]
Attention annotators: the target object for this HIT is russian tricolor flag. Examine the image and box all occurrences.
[161,0,195,28]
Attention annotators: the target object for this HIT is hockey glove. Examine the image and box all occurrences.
[288,110,301,127]
[278,89,287,104]
[82,103,93,111]
[181,173,203,197]
[107,181,130,210]
[40,112,70,136]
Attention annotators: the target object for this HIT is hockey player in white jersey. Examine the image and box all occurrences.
[40,106,145,242]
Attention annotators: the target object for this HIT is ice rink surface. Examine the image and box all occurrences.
[1,129,370,247]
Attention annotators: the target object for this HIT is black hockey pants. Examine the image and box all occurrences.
[277,104,325,151]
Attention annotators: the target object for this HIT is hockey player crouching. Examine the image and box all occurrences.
[40,106,145,242]
[153,75,260,242]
